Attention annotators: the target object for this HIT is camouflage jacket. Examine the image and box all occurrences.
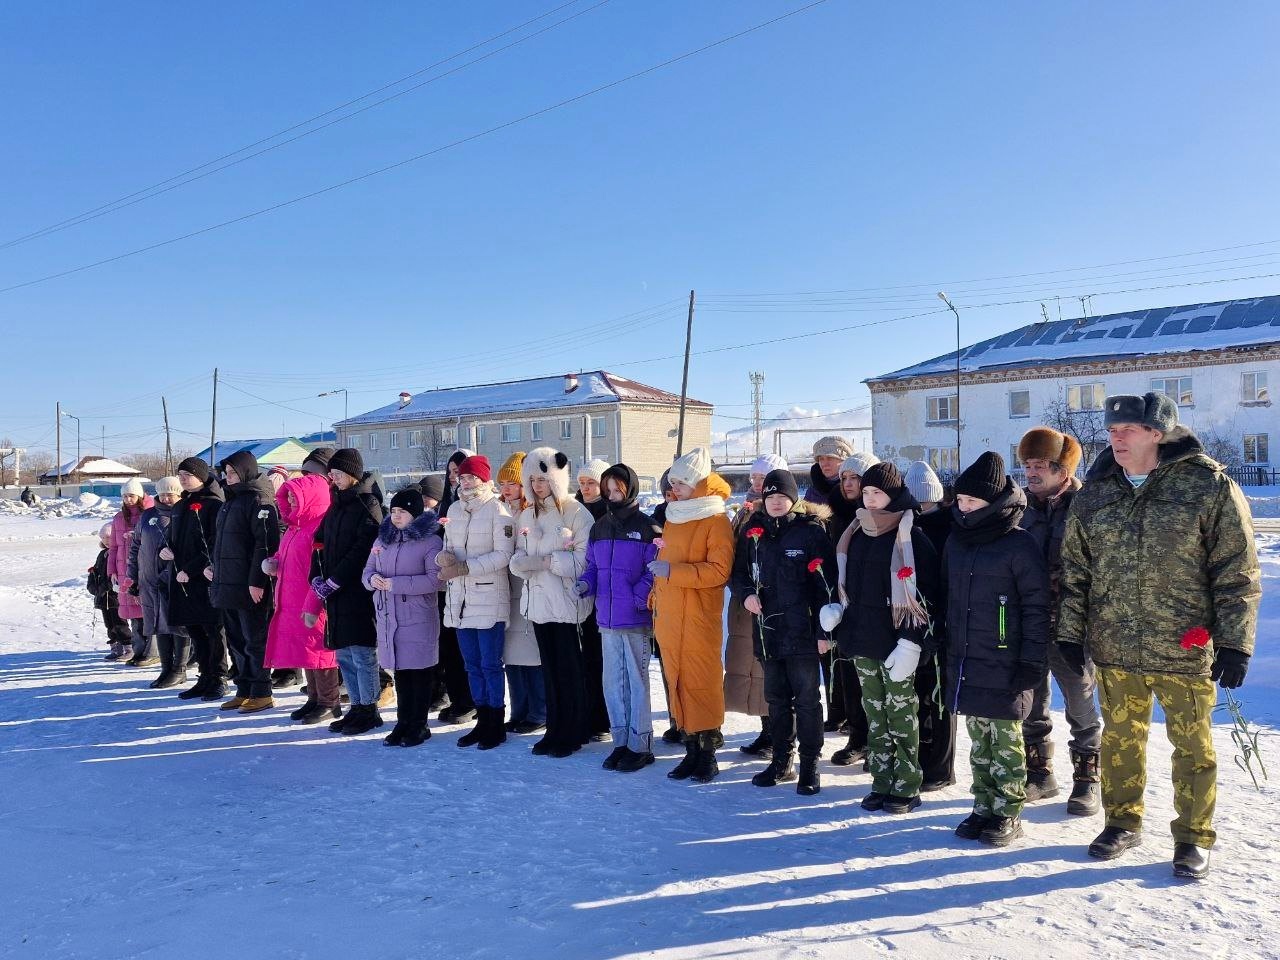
[1057,430,1260,676]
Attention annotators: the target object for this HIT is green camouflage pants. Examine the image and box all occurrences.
[1097,666,1217,847]
[855,656,922,798]
[967,716,1027,817]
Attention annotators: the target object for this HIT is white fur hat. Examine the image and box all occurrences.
[122,478,145,498]
[750,454,788,476]
[668,446,711,489]
[577,458,611,483]
[154,476,182,497]
[523,446,572,503]
[839,451,880,478]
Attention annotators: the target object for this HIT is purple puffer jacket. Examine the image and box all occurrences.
[361,512,444,671]
[578,500,658,631]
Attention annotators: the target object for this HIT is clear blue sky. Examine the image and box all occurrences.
[3,1,1279,461]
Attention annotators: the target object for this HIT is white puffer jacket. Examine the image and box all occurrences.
[511,496,594,625]
[442,487,515,629]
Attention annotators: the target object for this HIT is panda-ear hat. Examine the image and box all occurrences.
[522,446,572,504]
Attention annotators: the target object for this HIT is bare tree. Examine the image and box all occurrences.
[1198,425,1242,469]
[122,448,195,479]
[21,451,53,484]
[0,436,13,488]
[1042,390,1108,471]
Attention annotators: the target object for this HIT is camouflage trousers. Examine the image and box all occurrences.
[854,656,922,798]
[967,717,1027,818]
[1096,667,1217,847]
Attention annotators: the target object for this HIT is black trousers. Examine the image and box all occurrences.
[221,605,272,698]
[579,611,611,736]
[437,625,474,711]
[534,621,588,751]
[914,652,957,785]
[764,654,824,762]
[393,667,435,732]
[188,620,229,684]
[836,656,869,749]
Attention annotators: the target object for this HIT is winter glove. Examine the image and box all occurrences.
[435,550,459,569]
[573,580,591,598]
[883,638,922,683]
[438,561,470,582]
[261,557,279,577]
[647,560,671,579]
[1211,647,1249,689]
[310,577,339,601]
[510,554,551,575]
[301,611,318,629]
[743,594,763,615]
[819,602,845,633]
[1056,641,1087,676]
[126,582,140,598]
[1012,661,1047,691]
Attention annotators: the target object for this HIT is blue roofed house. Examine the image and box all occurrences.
[865,296,1279,478]
[334,371,713,489]
[194,437,315,471]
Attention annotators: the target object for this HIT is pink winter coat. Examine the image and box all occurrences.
[108,497,153,621]
[264,474,335,670]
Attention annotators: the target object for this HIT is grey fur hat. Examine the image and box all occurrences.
[1104,392,1178,437]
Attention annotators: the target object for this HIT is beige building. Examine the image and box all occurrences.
[335,371,713,490]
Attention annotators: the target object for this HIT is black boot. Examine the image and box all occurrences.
[330,703,360,733]
[667,734,698,780]
[955,812,992,839]
[457,708,486,748]
[751,753,796,787]
[291,699,319,721]
[1067,750,1101,816]
[796,757,820,796]
[1088,826,1142,860]
[1172,842,1211,880]
[979,815,1023,847]
[271,669,302,689]
[661,723,682,745]
[830,733,866,767]
[478,706,507,750]
[690,731,720,784]
[739,716,773,758]
[616,748,655,772]
[1024,741,1060,802]
[603,746,630,770]
[178,674,209,700]
[149,635,173,689]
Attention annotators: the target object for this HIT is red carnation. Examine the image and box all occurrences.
[1180,626,1210,650]
[896,566,914,580]
[807,558,823,573]
[746,527,765,540]
[189,502,202,513]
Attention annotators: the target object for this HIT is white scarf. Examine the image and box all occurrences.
[665,494,726,524]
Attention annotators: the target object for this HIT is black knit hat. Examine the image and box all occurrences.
[390,487,425,518]
[418,474,445,503]
[177,457,210,482]
[761,468,799,505]
[302,447,335,475]
[327,447,364,480]
[860,461,904,497]
[955,452,1006,503]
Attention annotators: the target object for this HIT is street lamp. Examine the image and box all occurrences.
[61,410,81,486]
[937,293,962,468]
[317,389,348,439]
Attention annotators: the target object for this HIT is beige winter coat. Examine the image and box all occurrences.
[442,487,515,630]
[511,496,594,625]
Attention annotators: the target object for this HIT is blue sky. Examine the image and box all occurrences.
[3,1,1279,460]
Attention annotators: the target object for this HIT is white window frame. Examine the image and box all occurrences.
[1067,382,1105,412]
[531,421,543,441]
[560,419,573,439]
[926,395,957,425]
[407,430,422,448]
[1008,389,1031,419]
[389,432,399,450]
[1151,376,1194,406]
[348,435,361,449]
[368,432,378,451]
[501,423,521,444]
[1244,433,1270,465]
[475,425,487,446]
[439,427,456,447]
[591,416,606,439]
[1243,371,1269,403]
[926,447,959,473]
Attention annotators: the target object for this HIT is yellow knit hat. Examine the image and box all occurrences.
[497,451,526,485]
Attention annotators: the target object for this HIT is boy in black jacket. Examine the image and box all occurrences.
[88,523,133,659]
[731,469,836,796]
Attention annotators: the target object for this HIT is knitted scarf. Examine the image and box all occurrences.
[835,506,928,629]
[665,494,726,524]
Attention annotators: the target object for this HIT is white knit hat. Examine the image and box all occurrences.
[154,476,182,497]
[577,458,611,483]
[750,454,788,476]
[812,435,854,460]
[122,478,145,498]
[839,451,879,478]
[668,446,711,489]
[904,460,944,504]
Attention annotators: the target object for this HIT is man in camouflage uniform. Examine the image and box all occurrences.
[1058,392,1260,879]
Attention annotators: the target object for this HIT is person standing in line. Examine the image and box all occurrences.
[128,476,191,689]
[497,453,546,735]
[575,458,613,741]
[89,523,134,660]
[109,478,157,667]
[433,449,477,724]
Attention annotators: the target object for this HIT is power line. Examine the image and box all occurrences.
[0,1,831,297]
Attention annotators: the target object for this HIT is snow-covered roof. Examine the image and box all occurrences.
[50,457,141,477]
[868,295,1280,384]
[194,438,311,467]
[337,371,711,427]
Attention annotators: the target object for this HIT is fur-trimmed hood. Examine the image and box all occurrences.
[742,497,832,534]
[377,509,442,545]
[522,446,572,505]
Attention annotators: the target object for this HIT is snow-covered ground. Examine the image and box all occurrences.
[1,506,1277,960]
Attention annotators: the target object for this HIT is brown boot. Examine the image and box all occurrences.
[237,696,275,714]
[220,696,248,711]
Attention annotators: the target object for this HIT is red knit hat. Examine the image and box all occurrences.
[457,455,492,483]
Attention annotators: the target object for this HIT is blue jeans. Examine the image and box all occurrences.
[456,625,506,709]
[336,646,380,706]
[600,628,652,753]
[506,664,547,725]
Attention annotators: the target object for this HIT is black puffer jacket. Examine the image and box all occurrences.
[313,472,383,649]
[167,476,225,626]
[915,505,953,561]
[210,474,279,612]
[1017,476,1080,624]
[943,480,1050,721]
[835,488,942,661]
[731,501,837,659]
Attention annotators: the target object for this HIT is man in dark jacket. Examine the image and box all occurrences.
[168,458,229,699]
[208,451,279,713]
[1017,426,1102,815]
[1059,394,1261,879]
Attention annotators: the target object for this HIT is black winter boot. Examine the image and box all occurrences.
[739,716,773,758]
[149,636,173,689]
[796,757,820,796]
[178,674,209,700]
[330,704,360,733]
[291,700,319,721]
[616,748,655,772]
[979,815,1023,847]
[603,746,629,770]
[1068,750,1101,816]
[690,731,720,783]
[661,723,682,745]
[1088,826,1142,860]
[1024,741,1060,802]
[342,704,382,736]
[478,707,508,750]
[955,812,992,839]
[830,733,866,767]
[457,708,486,748]
[751,754,796,787]
[1172,842,1211,880]
[667,735,699,780]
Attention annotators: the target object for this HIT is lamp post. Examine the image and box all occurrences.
[61,410,81,487]
[937,292,962,468]
[318,389,348,439]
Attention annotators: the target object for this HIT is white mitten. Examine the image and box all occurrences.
[819,603,845,633]
[884,638,922,683]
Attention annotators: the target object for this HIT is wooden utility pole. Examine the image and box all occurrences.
[675,289,695,458]
[209,368,218,466]
[162,397,173,472]
[55,401,62,496]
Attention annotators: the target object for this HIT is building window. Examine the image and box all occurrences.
[1151,376,1193,406]
[560,419,573,439]
[368,432,378,451]
[1008,390,1031,418]
[926,395,958,424]
[475,425,487,446]
[591,416,606,438]
[1067,383,1105,412]
[531,421,543,441]
[927,447,959,474]
[1243,372,1269,403]
[501,423,520,443]
[407,430,422,448]
[348,435,361,449]
[389,432,399,450]
[439,427,456,447]
[1244,434,1270,465]
[1009,444,1021,467]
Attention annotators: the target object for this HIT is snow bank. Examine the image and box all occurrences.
[0,493,118,522]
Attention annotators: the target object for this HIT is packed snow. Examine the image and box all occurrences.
[1,506,1277,960]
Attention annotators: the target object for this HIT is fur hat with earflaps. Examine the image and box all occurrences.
[1018,427,1082,476]
[522,447,572,504]
[1104,392,1179,437]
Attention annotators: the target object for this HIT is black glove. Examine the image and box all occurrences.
[1210,647,1249,689]
[1012,661,1047,691]
[1056,641,1087,676]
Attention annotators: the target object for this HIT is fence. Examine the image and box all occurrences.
[1225,466,1280,487]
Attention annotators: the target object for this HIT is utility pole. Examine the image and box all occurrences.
[55,401,62,497]
[209,368,218,466]
[162,397,173,473]
[749,371,765,457]
[101,425,105,456]
[675,289,695,458]
[937,293,962,469]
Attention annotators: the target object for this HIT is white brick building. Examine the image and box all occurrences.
[866,296,1279,477]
